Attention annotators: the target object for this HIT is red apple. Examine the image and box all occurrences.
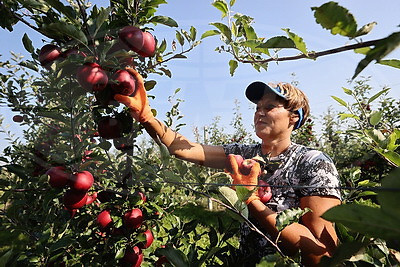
[122,246,143,267]
[12,115,24,123]
[258,180,272,203]
[69,171,94,191]
[62,48,86,58]
[139,229,153,249]
[46,166,70,188]
[97,210,113,229]
[85,192,98,205]
[118,26,144,53]
[39,44,61,69]
[137,31,156,57]
[155,255,169,267]
[76,62,108,92]
[225,154,244,173]
[123,208,143,229]
[97,116,122,139]
[239,159,260,176]
[63,190,88,209]
[111,69,136,96]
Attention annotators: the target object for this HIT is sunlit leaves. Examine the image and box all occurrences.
[331,95,348,107]
[42,22,88,45]
[201,30,220,39]
[353,32,400,79]
[275,207,310,232]
[212,0,229,19]
[228,59,238,76]
[257,36,296,49]
[282,28,308,55]
[378,59,400,69]
[311,2,357,37]
[22,33,34,53]
[209,22,231,42]
[149,15,178,27]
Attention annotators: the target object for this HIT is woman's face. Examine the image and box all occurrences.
[254,94,293,140]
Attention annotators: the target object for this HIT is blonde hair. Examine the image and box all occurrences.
[272,82,310,128]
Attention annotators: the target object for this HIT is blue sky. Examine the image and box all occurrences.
[1,0,400,150]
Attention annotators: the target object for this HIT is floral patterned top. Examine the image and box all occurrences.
[223,142,341,266]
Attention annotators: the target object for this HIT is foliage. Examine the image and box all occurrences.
[203,0,400,80]
[0,0,399,266]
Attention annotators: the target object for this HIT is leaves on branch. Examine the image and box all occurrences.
[311,1,357,37]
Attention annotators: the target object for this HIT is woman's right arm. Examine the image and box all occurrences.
[142,117,227,169]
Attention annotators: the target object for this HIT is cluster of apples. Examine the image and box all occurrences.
[46,166,97,215]
[225,154,272,203]
[96,192,153,266]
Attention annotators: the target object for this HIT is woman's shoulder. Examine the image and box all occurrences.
[290,143,334,163]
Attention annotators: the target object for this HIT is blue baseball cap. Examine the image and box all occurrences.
[245,81,304,129]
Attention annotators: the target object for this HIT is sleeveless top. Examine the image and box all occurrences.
[223,142,341,265]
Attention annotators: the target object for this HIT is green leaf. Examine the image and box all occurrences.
[218,186,238,207]
[369,111,382,126]
[322,203,400,240]
[378,59,400,69]
[386,131,399,151]
[378,168,400,218]
[275,207,309,231]
[342,87,352,95]
[158,39,167,53]
[49,237,76,253]
[94,7,111,36]
[212,0,229,18]
[189,26,197,41]
[201,30,220,39]
[257,36,295,49]
[149,16,178,27]
[282,28,308,55]
[353,32,400,79]
[339,113,360,120]
[230,0,236,7]
[22,33,34,53]
[42,22,88,45]
[243,24,257,40]
[115,247,125,259]
[319,241,367,267]
[311,2,357,37]
[367,88,390,104]
[175,31,184,46]
[354,47,371,55]
[354,22,377,38]
[210,22,231,42]
[228,59,238,76]
[98,140,112,151]
[144,80,157,91]
[331,96,348,107]
[45,0,77,23]
[378,151,400,167]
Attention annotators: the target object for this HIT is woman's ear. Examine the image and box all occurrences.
[289,113,299,128]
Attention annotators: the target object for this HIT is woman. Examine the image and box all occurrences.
[115,68,342,266]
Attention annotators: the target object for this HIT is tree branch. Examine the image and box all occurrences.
[240,38,383,64]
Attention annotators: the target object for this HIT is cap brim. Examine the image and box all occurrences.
[245,81,287,103]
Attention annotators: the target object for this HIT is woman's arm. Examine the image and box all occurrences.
[247,195,340,266]
[142,117,227,169]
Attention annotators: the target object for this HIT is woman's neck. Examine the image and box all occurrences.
[261,137,291,157]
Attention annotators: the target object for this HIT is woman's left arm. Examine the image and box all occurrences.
[247,195,341,266]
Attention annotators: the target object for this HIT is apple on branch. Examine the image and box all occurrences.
[76,62,108,92]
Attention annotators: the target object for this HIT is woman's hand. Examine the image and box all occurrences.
[114,68,154,123]
[225,154,261,204]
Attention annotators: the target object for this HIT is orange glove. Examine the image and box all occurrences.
[114,68,154,123]
[225,154,261,205]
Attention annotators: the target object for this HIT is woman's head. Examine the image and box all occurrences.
[246,81,310,129]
